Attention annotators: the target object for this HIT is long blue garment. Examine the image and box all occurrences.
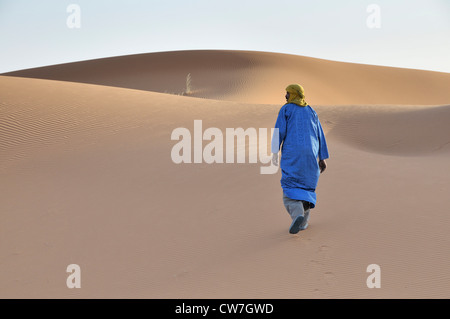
[271,103,329,208]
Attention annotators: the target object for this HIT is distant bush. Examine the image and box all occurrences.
[185,73,192,95]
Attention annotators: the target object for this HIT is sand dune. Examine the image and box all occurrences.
[320,104,450,156]
[1,72,450,298]
[4,50,450,105]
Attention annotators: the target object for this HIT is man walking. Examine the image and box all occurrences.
[272,84,329,234]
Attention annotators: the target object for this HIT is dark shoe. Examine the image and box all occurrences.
[289,215,304,234]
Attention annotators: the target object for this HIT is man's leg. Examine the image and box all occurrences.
[282,192,305,234]
[282,192,304,220]
[299,201,310,230]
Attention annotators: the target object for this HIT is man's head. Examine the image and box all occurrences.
[285,92,290,102]
[285,84,307,106]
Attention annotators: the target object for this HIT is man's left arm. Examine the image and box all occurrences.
[317,120,329,173]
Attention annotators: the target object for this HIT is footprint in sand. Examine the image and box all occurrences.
[309,259,323,266]
[319,245,330,252]
[317,246,337,286]
[318,245,331,259]
[308,244,337,288]
[323,271,337,286]
[312,288,323,296]
[308,244,331,266]
[173,269,190,279]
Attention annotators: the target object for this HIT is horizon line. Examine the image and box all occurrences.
[2,49,450,75]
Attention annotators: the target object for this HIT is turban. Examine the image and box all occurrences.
[286,84,307,107]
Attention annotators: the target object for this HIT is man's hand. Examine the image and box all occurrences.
[319,159,327,173]
[272,153,279,166]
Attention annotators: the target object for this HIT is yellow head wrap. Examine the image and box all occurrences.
[286,84,307,107]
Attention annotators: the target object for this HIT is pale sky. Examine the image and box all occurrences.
[1,0,449,73]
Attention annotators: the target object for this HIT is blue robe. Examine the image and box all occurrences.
[272,103,329,208]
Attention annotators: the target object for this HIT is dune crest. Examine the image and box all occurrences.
[3,50,450,105]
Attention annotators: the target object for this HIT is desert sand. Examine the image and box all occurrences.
[1,50,450,298]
